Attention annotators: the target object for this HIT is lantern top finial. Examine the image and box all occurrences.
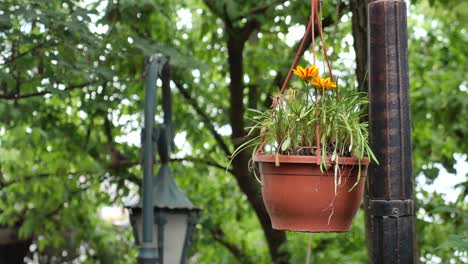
[152,164,200,210]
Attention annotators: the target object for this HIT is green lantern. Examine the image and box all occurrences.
[126,55,200,264]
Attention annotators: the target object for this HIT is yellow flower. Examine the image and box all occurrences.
[292,65,318,82]
[311,75,337,89]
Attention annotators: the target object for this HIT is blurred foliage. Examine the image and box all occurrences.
[0,0,466,263]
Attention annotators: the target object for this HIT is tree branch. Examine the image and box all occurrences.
[202,0,232,28]
[0,81,94,100]
[210,226,254,264]
[173,80,232,157]
[170,157,233,174]
[0,172,95,189]
[239,18,261,43]
[2,42,46,65]
[0,169,141,190]
[234,0,289,21]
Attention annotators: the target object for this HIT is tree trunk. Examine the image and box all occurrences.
[350,0,371,92]
[0,227,31,264]
[227,33,289,264]
[349,1,372,260]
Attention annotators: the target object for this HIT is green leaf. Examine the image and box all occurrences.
[281,136,291,151]
[438,235,468,251]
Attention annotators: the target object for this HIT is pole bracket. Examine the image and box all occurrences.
[368,199,413,218]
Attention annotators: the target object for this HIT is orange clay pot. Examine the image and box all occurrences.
[254,154,369,232]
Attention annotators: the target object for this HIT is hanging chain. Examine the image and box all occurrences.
[258,0,339,159]
[311,0,316,64]
[278,0,335,97]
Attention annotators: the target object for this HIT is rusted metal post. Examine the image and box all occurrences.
[367,0,415,263]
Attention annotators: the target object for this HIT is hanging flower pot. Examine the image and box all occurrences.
[233,0,377,232]
[254,155,369,232]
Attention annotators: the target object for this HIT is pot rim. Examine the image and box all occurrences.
[254,154,370,166]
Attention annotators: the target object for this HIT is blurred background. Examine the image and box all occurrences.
[0,0,466,263]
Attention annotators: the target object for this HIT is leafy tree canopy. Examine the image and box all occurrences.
[0,0,466,263]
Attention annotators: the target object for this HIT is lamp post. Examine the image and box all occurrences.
[126,55,201,264]
[367,1,415,263]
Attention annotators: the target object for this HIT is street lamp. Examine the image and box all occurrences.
[126,55,200,264]
[126,145,201,264]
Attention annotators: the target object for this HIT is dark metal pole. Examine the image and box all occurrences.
[161,62,175,151]
[367,0,415,263]
[138,55,165,264]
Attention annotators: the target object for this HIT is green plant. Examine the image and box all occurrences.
[233,65,377,188]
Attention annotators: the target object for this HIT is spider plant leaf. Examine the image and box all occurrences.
[331,149,337,161]
[300,108,307,119]
[281,136,291,151]
[349,162,362,192]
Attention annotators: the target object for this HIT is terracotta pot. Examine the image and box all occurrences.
[254,154,369,232]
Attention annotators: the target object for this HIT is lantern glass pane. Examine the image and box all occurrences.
[130,209,194,263]
[134,213,158,247]
[163,212,188,264]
